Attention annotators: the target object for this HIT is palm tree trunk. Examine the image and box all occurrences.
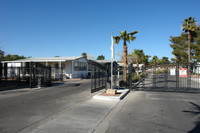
[123,41,128,81]
[188,32,191,73]
[136,56,139,75]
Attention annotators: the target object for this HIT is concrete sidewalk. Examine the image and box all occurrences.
[21,98,118,133]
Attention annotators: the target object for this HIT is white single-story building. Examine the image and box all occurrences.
[193,62,200,74]
[1,56,88,79]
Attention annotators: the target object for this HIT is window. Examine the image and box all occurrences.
[74,62,87,71]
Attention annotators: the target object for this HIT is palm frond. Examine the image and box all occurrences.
[129,31,139,36]
[129,36,136,41]
[120,30,127,37]
[113,36,121,44]
[114,30,138,44]
[182,17,197,32]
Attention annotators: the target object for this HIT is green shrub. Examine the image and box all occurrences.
[140,72,148,78]
[119,80,128,87]
[155,69,168,74]
[132,73,141,82]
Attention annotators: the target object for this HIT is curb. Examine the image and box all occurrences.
[93,89,130,101]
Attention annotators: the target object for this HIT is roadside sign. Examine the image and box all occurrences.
[170,68,176,75]
[179,68,187,77]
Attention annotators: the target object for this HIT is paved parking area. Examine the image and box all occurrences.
[94,91,200,133]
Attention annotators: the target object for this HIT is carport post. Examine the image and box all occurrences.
[59,61,62,81]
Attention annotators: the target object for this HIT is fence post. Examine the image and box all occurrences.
[94,66,96,92]
[104,69,108,89]
[29,67,32,88]
[37,77,41,88]
[187,63,191,89]
[164,64,168,88]
[153,64,156,88]
[129,63,133,90]
[0,62,2,81]
[4,63,7,80]
[98,67,100,89]
[176,63,179,91]
[48,66,51,86]
[90,62,93,93]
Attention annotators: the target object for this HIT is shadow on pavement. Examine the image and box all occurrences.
[51,82,65,86]
[0,81,29,92]
[183,102,200,133]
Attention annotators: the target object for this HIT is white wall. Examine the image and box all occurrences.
[63,61,73,78]
[7,63,21,67]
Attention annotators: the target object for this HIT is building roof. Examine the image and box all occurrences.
[1,56,84,63]
[94,60,111,64]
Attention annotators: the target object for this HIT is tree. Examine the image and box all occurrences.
[192,27,200,62]
[3,54,26,61]
[129,49,143,75]
[170,25,200,63]
[128,49,150,71]
[96,55,105,60]
[150,56,159,65]
[182,17,197,69]
[170,34,188,63]
[82,52,87,58]
[160,57,170,64]
[142,55,151,67]
[113,30,138,81]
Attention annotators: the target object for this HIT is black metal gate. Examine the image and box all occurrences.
[0,62,51,89]
[89,60,108,93]
[139,63,200,93]
[89,60,134,93]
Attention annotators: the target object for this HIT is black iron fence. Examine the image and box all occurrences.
[0,63,51,89]
[140,63,200,93]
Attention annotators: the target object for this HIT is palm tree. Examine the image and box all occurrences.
[113,30,138,81]
[182,17,197,70]
[133,49,143,75]
[141,55,151,70]
[128,49,150,73]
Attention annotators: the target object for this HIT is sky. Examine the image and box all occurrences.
[0,0,200,60]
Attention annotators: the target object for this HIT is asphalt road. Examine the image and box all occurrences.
[0,79,92,133]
